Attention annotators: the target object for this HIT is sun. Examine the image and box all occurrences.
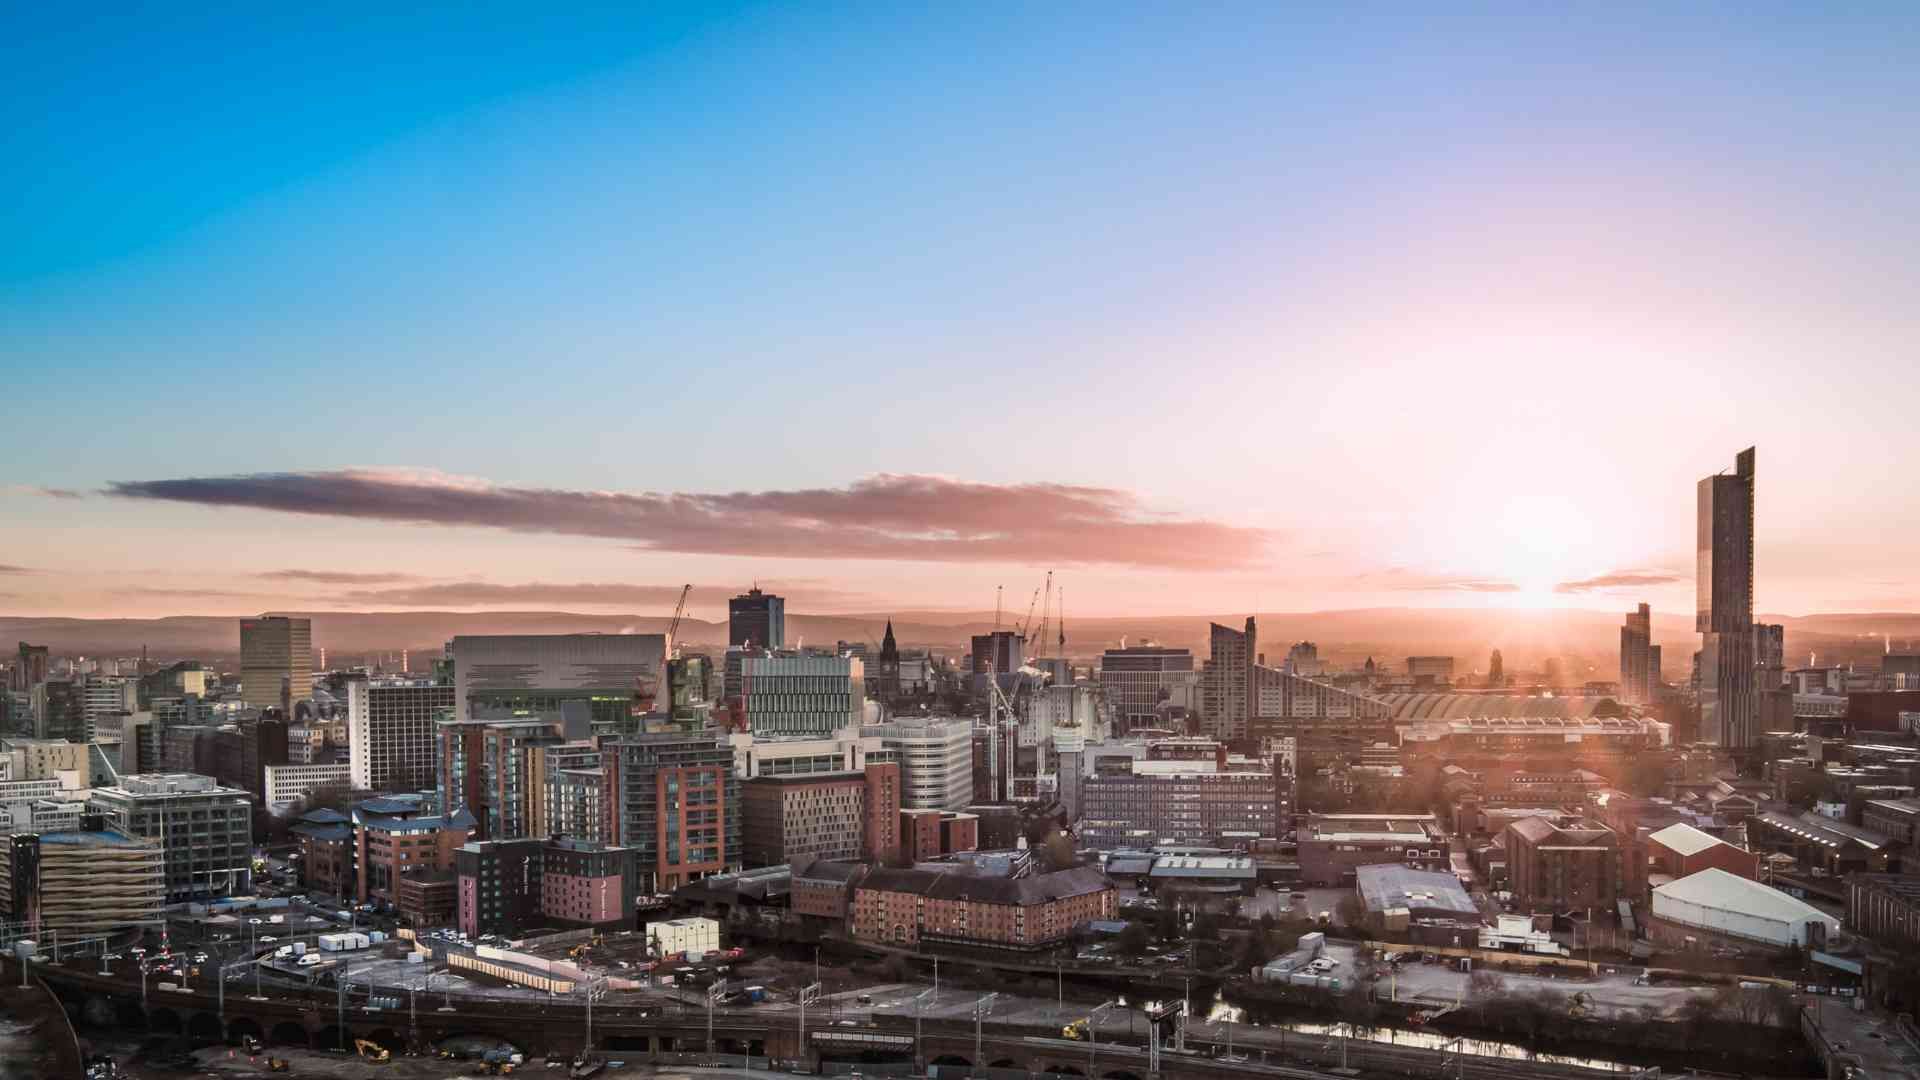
[1492,494,1600,606]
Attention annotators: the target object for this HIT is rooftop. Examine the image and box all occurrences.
[1355,864,1479,917]
[38,829,150,848]
[1647,822,1727,857]
[1654,867,1840,928]
[857,863,1113,905]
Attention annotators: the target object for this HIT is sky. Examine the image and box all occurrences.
[3,4,1919,620]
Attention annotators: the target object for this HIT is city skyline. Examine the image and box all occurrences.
[7,7,1920,618]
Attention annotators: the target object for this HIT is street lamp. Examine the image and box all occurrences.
[798,982,822,1073]
[973,992,998,1075]
[583,974,608,1058]
[912,988,936,1072]
[707,978,729,1054]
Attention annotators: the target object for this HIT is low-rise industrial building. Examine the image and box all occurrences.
[1355,863,1479,925]
[1643,821,1760,896]
[1748,810,1893,878]
[1650,867,1840,952]
[1147,855,1257,894]
[1845,873,1920,948]
[1297,813,1445,885]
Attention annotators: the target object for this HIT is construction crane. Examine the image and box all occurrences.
[1015,582,1042,641]
[994,585,1003,630]
[667,584,692,657]
[1032,572,1054,661]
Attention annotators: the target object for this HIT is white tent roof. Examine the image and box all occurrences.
[1653,868,1836,927]
[1647,822,1724,857]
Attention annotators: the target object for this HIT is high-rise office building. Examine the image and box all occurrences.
[80,674,137,743]
[88,773,253,902]
[348,677,457,792]
[450,633,666,731]
[968,631,1025,678]
[1698,447,1757,748]
[862,717,973,812]
[1098,646,1195,733]
[1620,604,1655,705]
[1202,618,1256,742]
[239,616,313,711]
[728,588,786,650]
[1284,641,1324,677]
[740,653,866,739]
[11,643,49,694]
[33,680,84,743]
[1487,649,1505,688]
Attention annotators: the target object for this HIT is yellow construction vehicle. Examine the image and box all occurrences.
[1062,1019,1088,1041]
[1567,991,1594,1019]
[354,1038,391,1063]
[266,1059,290,1073]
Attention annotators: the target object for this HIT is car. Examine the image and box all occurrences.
[104,953,122,961]
[260,936,277,944]
[130,947,146,956]
[193,953,209,963]
[856,994,873,1005]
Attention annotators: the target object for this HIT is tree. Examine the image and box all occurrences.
[1335,894,1367,930]
[1040,830,1079,871]
[1116,922,1151,957]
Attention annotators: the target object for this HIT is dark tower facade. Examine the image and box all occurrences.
[1698,447,1756,749]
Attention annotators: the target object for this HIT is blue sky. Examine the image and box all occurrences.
[4,5,1919,617]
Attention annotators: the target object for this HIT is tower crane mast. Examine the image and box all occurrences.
[667,584,692,657]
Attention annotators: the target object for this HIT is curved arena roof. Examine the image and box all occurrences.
[1380,693,1616,722]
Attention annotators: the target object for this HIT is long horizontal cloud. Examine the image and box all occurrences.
[1555,570,1684,594]
[1359,568,1521,593]
[0,565,32,574]
[256,569,419,584]
[339,580,866,609]
[105,469,1270,569]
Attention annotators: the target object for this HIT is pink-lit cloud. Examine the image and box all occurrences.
[1554,570,1686,594]
[255,569,421,585]
[336,580,869,609]
[104,469,1272,570]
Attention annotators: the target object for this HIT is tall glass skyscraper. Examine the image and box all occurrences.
[1697,447,1756,748]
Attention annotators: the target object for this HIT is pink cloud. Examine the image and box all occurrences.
[106,469,1271,570]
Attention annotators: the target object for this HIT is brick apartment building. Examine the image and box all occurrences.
[456,836,638,938]
[1504,816,1624,911]
[791,855,867,924]
[901,808,980,863]
[355,800,475,906]
[850,863,1115,950]
[740,763,900,866]
[290,808,355,897]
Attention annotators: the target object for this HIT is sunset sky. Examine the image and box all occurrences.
[4,6,1918,619]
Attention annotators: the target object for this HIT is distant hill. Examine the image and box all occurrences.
[6,607,1917,675]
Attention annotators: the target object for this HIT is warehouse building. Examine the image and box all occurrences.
[1847,874,1920,949]
[1355,863,1479,925]
[1649,867,1840,952]
[1297,813,1445,885]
